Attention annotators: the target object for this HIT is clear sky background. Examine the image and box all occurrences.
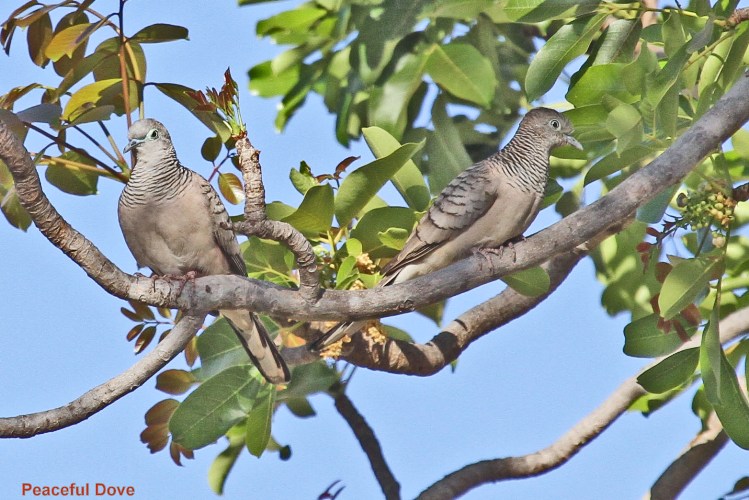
[1,1,747,499]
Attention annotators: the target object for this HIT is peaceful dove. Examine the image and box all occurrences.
[118,119,290,384]
[311,107,582,350]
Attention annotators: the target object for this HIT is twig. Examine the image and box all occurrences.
[333,389,400,500]
[0,313,206,438]
[415,307,749,499]
[233,136,320,302]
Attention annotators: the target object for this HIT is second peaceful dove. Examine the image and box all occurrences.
[118,119,290,384]
[311,107,582,350]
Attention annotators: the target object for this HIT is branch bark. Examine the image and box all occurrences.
[416,307,749,499]
[2,75,748,323]
[0,313,206,438]
[233,136,320,301]
[333,390,400,500]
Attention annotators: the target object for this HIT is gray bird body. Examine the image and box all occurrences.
[312,107,582,350]
[118,119,290,384]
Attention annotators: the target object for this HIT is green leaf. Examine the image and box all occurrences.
[636,185,677,224]
[289,162,317,195]
[335,140,424,226]
[195,317,250,381]
[525,13,607,101]
[378,227,410,250]
[566,63,639,106]
[218,172,244,205]
[284,397,316,418]
[45,151,99,195]
[201,135,222,162]
[646,43,690,106]
[281,184,334,237]
[208,440,242,494]
[584,145,652,186]
[249,60,300,98]
[426,96,472,193]
[245,386,275,457]
[242,239,295,286]
[26,11,52,67]
[16,103,61,124]
[362,126,430,211]
[637,348,699,393]
[605,103,643,153]
[419,0,495,20]
[700,305,749,449]
[368,51,429,138]
[350,206,420,258]
[61,78,120,123]
[169,365,264,450]
[501,266,550,297]
[425,43,496,107]
[44,22,90,61]
[500,0,601,23]
[623,314,688,358]
[659,255,724,320]
[130,23,189,43]
[593,18,641,65]
[256,6,327,37]
[279,362,338,400]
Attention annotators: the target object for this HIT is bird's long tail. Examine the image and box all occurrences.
[221,309,291,384]
[309,320,366,351]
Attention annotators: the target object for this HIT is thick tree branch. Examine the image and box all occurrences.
[0,313,206,438]
[416,307,749,499]
[331,230,610,375]
[647,412,728,499]
[333,390,400,500]
[233,136,320,301]
[1,75,749,322]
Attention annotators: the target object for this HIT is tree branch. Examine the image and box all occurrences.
[233,136,320,302]
[1,76,748,322]
[333,389,400,500]
[330,225,618,374]
[415,307,749,499]
[0,313,206,438]
[647,412,728,499]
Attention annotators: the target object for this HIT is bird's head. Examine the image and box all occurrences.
[123,119,173,157]
[518,108,583,152]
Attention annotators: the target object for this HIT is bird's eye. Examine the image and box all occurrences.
[147,129,159,140]
[550,119,560,129]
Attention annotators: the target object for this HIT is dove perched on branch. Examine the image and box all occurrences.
[118,119,290,384]
[311,107,582,350]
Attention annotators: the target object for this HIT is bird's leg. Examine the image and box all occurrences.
[474,235,527,269]
[150,271,198,296]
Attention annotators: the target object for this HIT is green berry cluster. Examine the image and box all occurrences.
[675,183,736,238]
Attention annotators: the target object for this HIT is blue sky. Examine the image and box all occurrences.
[1,1,747,499]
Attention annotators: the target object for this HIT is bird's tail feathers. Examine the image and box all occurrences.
[222,309,291,384]
[309,320,365,351]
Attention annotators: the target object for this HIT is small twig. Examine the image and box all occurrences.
[25,122,126,181]
[416,307,749,499]
[234,136,320,301]
[72,124,123,167]
[0,313,206,438]
[332,389,400,500]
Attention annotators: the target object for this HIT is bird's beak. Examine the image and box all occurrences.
[123,138,143,154]
[565,134,583,150]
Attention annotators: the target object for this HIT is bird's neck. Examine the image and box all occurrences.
[127,149,191,200]
[498,134,550,195]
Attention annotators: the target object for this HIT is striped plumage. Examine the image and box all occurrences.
[118,119,290,384]
[311,107,582,350]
